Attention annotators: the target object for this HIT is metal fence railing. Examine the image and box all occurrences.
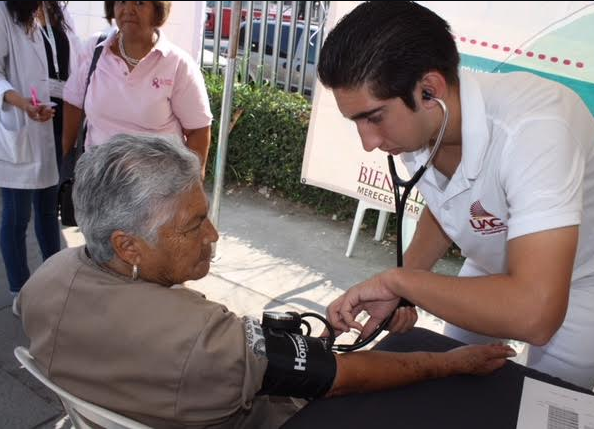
[200,1,330,99]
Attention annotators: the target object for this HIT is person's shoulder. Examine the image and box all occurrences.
[473,71,588,128]
[41,246,83,268]
[0,2,14,28]
[143,284,237,325]
[23,247,84,291]
[157,33,198,67]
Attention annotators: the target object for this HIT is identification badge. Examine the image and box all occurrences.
[49,79,65,99]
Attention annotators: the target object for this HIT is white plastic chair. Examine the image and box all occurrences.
[345,200,417,257]
[14,347,152,429]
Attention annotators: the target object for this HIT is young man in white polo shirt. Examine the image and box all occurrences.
[318,1,594,389]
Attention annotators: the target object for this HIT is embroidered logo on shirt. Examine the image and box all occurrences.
[152,77,173,88]
[469,201,507,235]
[242,316,267,357]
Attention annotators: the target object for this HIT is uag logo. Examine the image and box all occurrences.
[469,201,507,235]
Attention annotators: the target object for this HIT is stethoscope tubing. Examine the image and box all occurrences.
[332,97,449,352]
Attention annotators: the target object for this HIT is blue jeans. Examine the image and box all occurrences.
[1,186,61,293]
[1,99,63,293]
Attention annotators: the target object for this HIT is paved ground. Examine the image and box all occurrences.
[0,187,461,428]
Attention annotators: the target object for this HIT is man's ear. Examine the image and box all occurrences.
[110,230,142,266]
[418,71,448,104]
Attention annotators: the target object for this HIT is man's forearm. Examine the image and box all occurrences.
[392,226,577,345]
[403,207,452,270]
[62,102,84,157]
[390,269,564,345]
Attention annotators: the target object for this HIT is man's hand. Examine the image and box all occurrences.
[326,269,416,339]
[447,344,516,376]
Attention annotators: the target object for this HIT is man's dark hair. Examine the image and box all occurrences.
[318,1,459,110]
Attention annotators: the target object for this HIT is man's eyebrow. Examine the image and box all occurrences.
[348,106,384,121]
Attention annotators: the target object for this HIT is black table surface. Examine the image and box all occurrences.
[282,327,593,429]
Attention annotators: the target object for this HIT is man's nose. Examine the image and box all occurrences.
[357,124,383,152]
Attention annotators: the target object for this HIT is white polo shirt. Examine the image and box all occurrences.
[401,70,594,388]
[402,70,594,280]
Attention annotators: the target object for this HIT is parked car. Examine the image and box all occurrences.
[237,19,320,96]
[200,49,228,75]
[205,1,291,39]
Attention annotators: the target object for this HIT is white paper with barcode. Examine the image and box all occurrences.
[516,377,594,429]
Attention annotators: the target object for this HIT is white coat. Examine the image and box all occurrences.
[0,2,80,189]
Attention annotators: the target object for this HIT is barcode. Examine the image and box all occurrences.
[547,404,578,429]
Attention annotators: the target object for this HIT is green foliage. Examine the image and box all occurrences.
[204,74,358,219]
[203,74,462,258]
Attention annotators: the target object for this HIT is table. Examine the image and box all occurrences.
[282,328,593,429]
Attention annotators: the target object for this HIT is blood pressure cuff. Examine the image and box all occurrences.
[259,330,337,399]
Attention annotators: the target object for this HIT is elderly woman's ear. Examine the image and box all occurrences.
[110,230,143,268]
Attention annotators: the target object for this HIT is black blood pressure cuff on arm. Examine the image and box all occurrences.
[259,330,337,399]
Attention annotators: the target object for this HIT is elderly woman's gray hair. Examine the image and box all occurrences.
[73,134,203,264]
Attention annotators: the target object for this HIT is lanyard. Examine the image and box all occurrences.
[38,3,60,80]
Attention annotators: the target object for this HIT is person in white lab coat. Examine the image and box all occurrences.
[0,1,79,313]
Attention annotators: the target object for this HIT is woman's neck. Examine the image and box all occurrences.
[35,5,46,26]
[102,258,133,280]
[120,30,158,60]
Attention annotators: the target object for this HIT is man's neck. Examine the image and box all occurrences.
[432,145,462,179]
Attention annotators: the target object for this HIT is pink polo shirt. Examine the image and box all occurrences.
[64,29,212,148]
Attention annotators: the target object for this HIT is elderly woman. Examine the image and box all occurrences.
[18,135,515,429]
[62,1,211,176]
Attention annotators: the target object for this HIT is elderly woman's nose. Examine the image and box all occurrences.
[203,219,219,244]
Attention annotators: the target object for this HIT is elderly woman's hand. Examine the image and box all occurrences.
[447,344,516,376]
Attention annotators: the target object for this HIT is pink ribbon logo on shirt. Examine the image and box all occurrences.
[151,77,173,89]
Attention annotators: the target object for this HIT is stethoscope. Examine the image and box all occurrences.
[332,92,450,352]
[293,93,449,352]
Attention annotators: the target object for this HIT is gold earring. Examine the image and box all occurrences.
[132,264,139,281]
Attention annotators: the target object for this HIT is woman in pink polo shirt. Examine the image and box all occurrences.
[62,1,212,176]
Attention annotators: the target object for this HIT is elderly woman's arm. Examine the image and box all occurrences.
[326,344,515,397]
[184,126,211,178]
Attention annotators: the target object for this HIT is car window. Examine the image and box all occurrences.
[238,21,319,64]
[306,31,318,65]
[239,21,257,52]
[264,22,292,58]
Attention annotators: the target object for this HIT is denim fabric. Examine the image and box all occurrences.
[1,103,63,292]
